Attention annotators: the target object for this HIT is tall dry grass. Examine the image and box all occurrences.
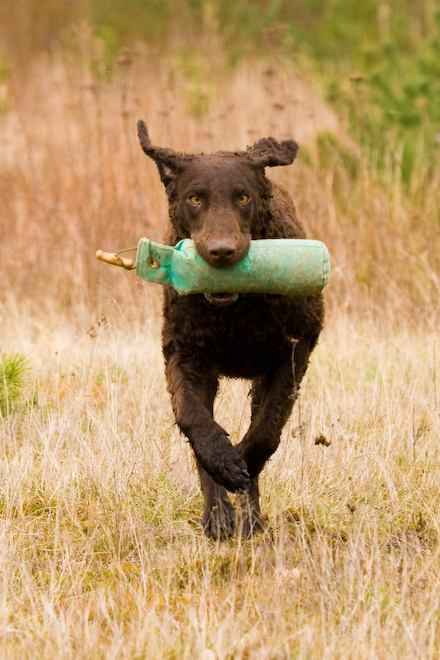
[2,32,440,659]
[3,37,340,309]
[1,303,440,658]
[1,34,439,322]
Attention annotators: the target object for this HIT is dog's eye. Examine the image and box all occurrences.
[188,195,202,206]
[238,193,250,205]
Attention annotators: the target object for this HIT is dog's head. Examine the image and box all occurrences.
[137,121,298,305]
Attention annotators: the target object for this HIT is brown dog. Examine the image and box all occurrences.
[138,121,324,538]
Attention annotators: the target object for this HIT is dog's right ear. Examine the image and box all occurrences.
[137,120,183,187]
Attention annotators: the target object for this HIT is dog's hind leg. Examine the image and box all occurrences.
[236,336,313,535]
[196,461,236,539]
[188,369,236,539]
[237,476,265,538]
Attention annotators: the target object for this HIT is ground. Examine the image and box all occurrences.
[1,304,439,659]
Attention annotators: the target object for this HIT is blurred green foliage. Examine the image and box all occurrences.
[313,3,440,185]
[0,0,438,186]
[0,352,30,417]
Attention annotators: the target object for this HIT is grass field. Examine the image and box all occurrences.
[2,32,440,659]
[1,304,440,659]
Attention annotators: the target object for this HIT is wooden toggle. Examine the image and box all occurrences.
[96,250,134,269]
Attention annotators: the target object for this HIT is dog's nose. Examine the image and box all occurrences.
[207,240,237,265]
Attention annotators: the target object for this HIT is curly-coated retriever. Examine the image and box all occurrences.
[137,121,324,538]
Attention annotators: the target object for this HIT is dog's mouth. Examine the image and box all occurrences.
[204,293,239,307]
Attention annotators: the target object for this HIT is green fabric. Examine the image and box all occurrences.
[136,238,330,296]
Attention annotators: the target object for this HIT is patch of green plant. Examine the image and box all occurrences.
[0,352,30,417]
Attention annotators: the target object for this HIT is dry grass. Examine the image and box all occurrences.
[1,305,440,659]
[2,32,440,659]
[2,35,439,320]
[1,38,346,312]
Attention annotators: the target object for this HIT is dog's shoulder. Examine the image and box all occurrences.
[265,183,306,239]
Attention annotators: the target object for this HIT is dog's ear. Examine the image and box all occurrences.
[246,137,298,169]
[137,120,184,187]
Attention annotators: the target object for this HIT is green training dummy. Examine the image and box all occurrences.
[97,237,331,296]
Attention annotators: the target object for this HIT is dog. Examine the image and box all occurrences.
[137,121,324,538]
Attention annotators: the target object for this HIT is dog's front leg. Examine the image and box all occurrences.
[165,352,250,494]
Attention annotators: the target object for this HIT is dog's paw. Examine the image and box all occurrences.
[203,500,236,540]
[195,436,250,493]
[219,455,250,493]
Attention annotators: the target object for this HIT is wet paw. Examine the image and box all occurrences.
[203,500,236,540]
[219,457,250,493]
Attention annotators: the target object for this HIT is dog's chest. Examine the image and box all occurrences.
[166,293,299,377]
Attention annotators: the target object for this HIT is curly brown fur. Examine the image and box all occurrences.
[137,121,324,539]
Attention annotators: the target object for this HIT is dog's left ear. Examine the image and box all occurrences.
[246,137,298,169]
[137,120,187,187]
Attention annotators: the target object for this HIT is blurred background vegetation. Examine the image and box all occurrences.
[1,0,439,321]
[2,0,439,183]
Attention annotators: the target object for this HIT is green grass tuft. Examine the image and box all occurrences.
[0,351,30,417]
